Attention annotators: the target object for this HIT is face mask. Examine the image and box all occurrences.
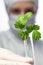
[9,14,20,37]
[9,15,19,30]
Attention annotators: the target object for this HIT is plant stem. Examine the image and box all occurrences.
[24,40,28,57]
[30,33,36,65]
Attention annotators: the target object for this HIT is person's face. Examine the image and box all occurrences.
[9,1,37,15]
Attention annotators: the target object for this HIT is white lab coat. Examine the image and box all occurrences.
[0,28,43,65]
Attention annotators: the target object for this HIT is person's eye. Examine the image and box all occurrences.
[25,8,34,14]
[10,9,21,15]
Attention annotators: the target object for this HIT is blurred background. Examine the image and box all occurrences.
[0,0,43,40]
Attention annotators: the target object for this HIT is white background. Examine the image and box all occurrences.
[0,0,43,40]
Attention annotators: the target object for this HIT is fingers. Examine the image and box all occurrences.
[0,48,19,60]
[24,57,34,64]
[0,48,33,65]
[0,60,32,65]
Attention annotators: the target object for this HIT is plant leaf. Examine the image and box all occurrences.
[26,24,33,33]
[32,30,41,40]
[24,12,33,19]
[33,25,40,30]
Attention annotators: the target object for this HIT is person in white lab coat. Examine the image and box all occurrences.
[0,0,43,65]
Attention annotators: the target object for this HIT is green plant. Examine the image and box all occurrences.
[14,12,41,41]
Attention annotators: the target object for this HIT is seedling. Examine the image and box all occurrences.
[14,12,41,40]
[14,12,41,65]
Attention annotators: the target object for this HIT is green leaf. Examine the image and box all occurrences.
[14,21,25,29]
[24,12,33,19]
[26,24,33,33]
[32,30,41,40]
[21,31,29,40]
[20,19,27,25]
[18,15,24,21]
[18,30,24,36]
[33,25,40,30]
[18,30,29,40]
[22,34,27,40]
[18,16,27,25]
[14,12,33,29]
